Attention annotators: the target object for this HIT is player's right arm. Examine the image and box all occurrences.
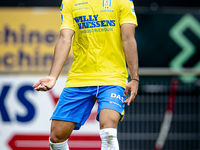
[33,0,75,91]
[33,29,74,91]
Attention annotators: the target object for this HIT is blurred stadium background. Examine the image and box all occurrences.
[0,0,200,150]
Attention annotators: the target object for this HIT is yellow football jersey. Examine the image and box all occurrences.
[60,0,138,88]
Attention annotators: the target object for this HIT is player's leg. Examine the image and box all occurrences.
[96,86,126,150]
[49,120,77,150]
[99,108,121,129]
[99,109,121,150]
[49,87,96,150]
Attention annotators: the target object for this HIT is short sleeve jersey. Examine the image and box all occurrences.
[61,0,138,88]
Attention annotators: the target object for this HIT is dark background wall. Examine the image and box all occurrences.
[0,0,200,7]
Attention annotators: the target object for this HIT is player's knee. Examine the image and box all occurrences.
[100,121,117,129]
[50,134,60,143]
[99,109,121,129]
[100,117,119,129]
[50,133,68,143]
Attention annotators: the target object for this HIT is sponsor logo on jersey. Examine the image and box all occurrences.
[74,15,115,29]
[102,0,111,9]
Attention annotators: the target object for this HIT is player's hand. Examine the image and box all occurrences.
[32,76,56,91]
[123,80,139,106]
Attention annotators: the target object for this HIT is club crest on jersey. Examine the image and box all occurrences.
[102,0,111,9]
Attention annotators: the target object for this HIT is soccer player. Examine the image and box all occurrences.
[33,0,139,149]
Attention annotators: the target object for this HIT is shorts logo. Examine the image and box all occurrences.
[102,0,111,9]
[111,93,123,102]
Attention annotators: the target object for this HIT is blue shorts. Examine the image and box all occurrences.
[50,85,126,130]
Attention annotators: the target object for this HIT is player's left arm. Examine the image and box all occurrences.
[121,23,139,106]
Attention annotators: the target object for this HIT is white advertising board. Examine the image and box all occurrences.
[0,75,100,150]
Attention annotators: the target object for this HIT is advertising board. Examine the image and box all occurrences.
[0,75,100,150]
[0,8,73,73]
